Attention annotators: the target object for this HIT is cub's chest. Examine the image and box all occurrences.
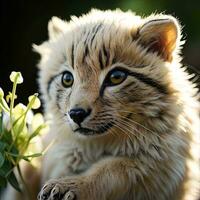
[49,142,105,174]
[50,140,128,173]
[53,138,136,173]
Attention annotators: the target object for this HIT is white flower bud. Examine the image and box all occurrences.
[9,71,23,84]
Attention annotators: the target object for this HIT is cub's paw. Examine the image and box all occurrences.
[37,178,90,200]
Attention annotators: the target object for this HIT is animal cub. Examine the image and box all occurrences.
[4,9,200,200]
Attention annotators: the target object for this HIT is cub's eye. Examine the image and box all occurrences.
[61,71,74,88]
[107,69,127,86]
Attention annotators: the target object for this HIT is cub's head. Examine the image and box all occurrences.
[34,9,183,138]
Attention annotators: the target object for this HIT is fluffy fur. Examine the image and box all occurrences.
[3,9,200,200]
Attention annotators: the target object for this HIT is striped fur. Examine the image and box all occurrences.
[4,9,200,200]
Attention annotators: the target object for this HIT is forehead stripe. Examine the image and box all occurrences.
[82,44,89,63]
[90,23,103,47]
[99,50,104,69]
[71,43,74,68]
[103,44,110,67]
[129,71,168,94]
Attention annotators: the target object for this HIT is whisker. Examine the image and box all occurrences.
[118,112,186,142]
[113,118,157,148]
[111,122,136,146]
[109,92,186,142]
[115,117,186,159]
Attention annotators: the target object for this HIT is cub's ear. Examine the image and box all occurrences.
[48,16,67,40]
[138,16,181,62]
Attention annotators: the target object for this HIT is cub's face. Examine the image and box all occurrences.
[35,9,180,137]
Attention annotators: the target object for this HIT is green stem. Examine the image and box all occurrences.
[10,75,18,124]
[0,112,3,138]
[9,116,26,152]
[17,164,32,200]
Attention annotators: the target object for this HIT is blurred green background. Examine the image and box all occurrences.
[0,0,200,105]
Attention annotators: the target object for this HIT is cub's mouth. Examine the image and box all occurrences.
[74,127,95,135]
[74,121,114,136]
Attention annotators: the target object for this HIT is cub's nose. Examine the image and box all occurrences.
[69,108,91,125]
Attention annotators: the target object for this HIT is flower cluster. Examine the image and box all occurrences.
[0,72,47,192]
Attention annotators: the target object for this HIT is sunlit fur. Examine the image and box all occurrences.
[4,9,200,200]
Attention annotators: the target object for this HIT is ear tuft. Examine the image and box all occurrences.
[32,42,51,58]
[48,17,67,40]
[32,44,41,54]
[32,43,49,55]
[138,17,180,62]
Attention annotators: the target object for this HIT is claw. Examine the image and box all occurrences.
[51,185,61,199]
[64,191,75,200]
[38,193,48,200]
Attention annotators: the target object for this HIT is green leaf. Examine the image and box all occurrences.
[6,152,28,162]
[7,171,21,192]
[22,157,30,162]
[5,152,19,157]
[0,159,13,178]
[0,152,5,167]
[6,151,41,161]
[10,145,19,155]
[9,145,19,163]
[25,153,42,158]
[0,175,7,187]
[0,141,7,151]
[29,124,46,140]
[0,113,3,134]
[3,130,13,145]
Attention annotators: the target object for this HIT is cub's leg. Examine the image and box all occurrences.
[38,155,199,200]
[38,157,145,200]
